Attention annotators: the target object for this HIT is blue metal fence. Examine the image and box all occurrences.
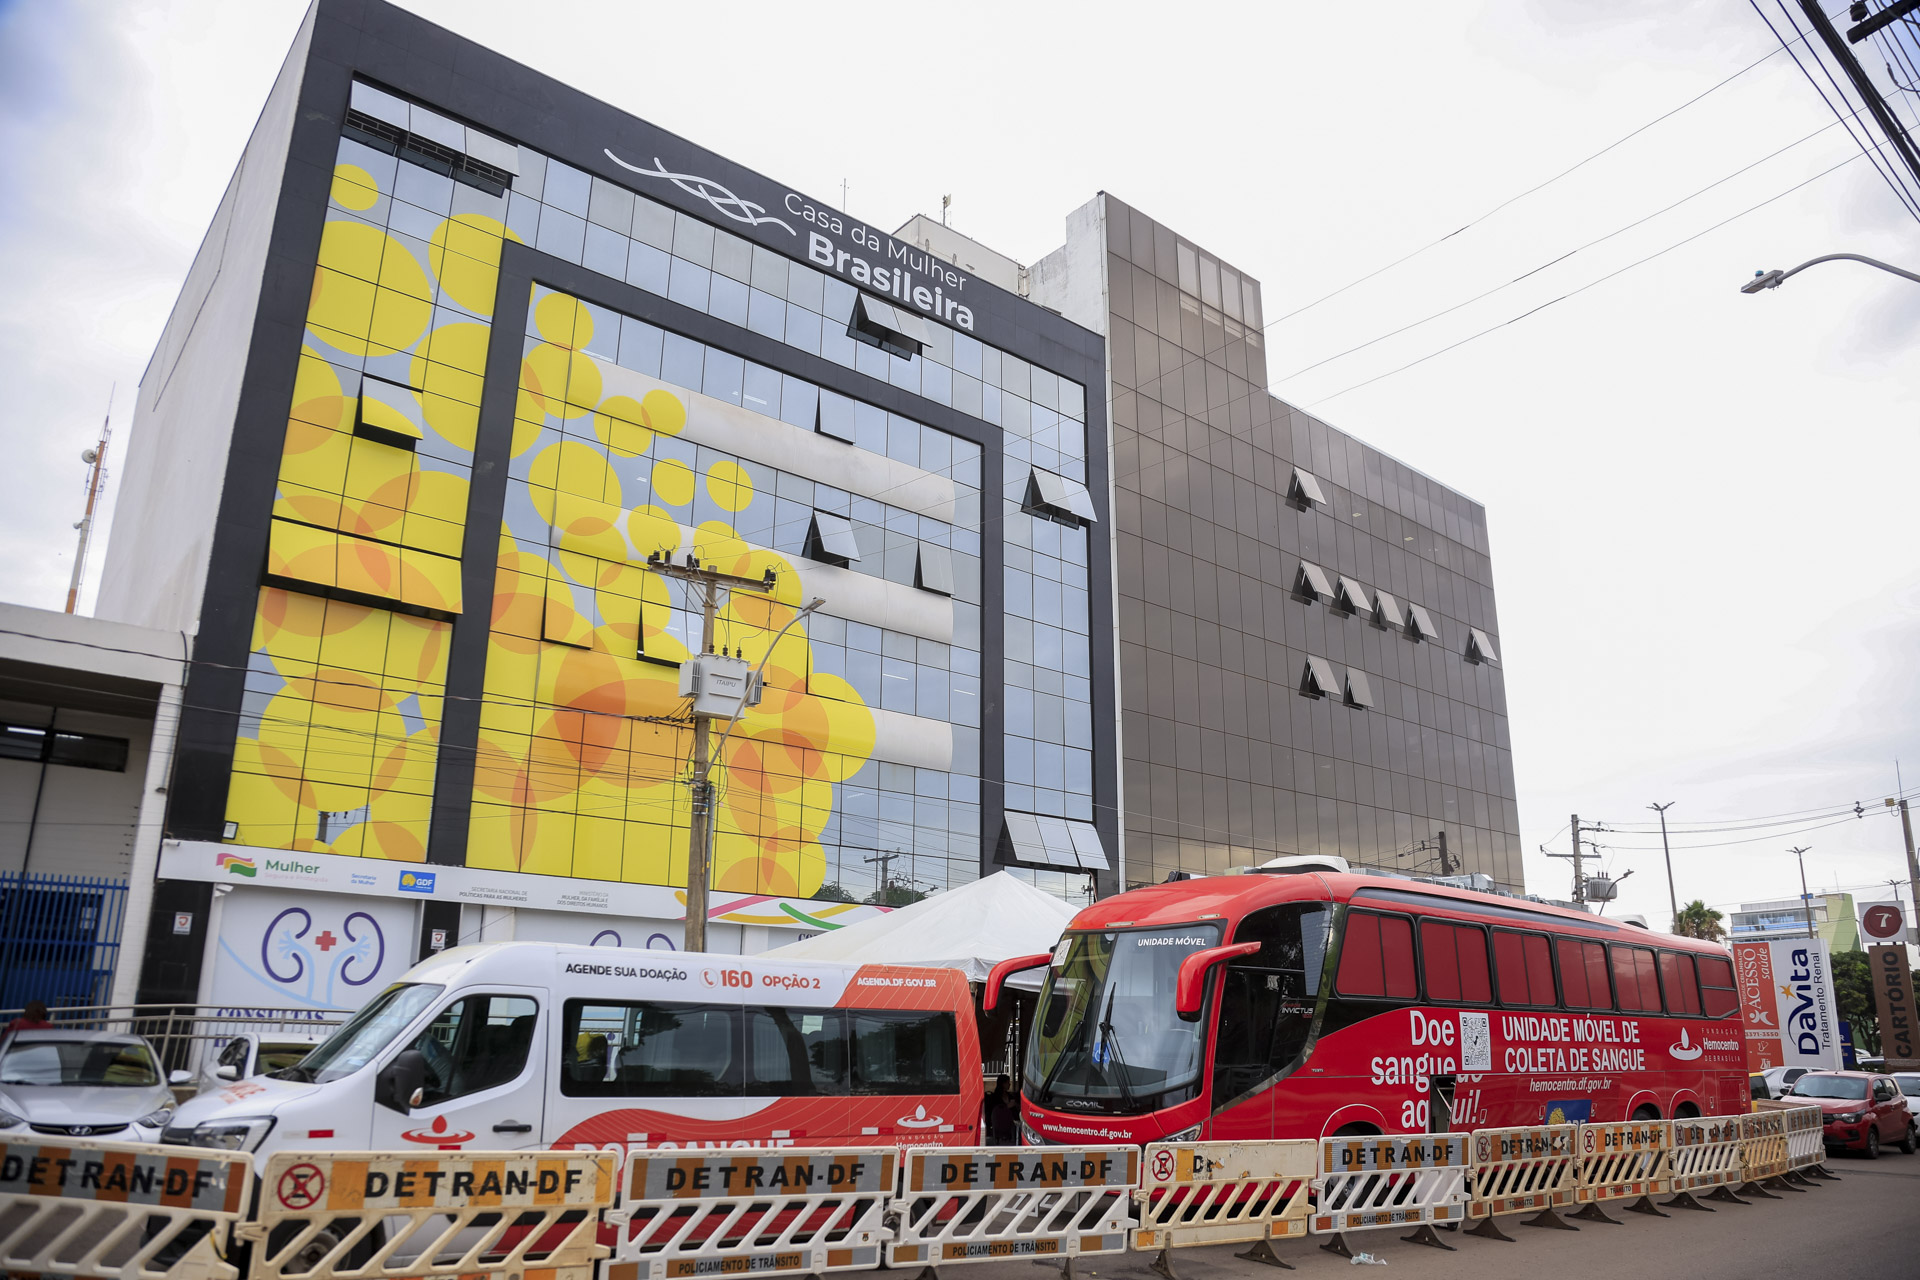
[0,872,128,1010]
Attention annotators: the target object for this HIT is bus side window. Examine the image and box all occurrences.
[1609,945,1661,1013]
[1557,938,1611,1010]
[1420,920,1492,1004]
[1658,953,1703,1017]
[1493,929,1554,1007]
[1697,956,1738,1018]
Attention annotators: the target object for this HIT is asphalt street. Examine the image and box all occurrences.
[958,1153,1920,1280]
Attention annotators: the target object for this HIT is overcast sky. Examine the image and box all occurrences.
[3,0,1916,929]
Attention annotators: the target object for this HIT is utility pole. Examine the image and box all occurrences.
[1571,813,1584,905]
[1436,829,1452,877]
[643,551,777,953]
[864,851,900,900]
[1888,798,1920,941]
[66,389,113,615]
[1649,801,1678,931]
[1789,845,1816,940]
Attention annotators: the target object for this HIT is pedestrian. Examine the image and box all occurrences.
[985,1073,1018,1145]
[4,1001,53,1034]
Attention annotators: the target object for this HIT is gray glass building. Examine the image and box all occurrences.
[907,195,1521,892]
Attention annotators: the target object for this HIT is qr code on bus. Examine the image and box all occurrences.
[1459,1011,1492,1072]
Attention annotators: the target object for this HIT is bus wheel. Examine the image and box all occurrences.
[1332,1123,1380,1137]
[1674,1102,1700,1119]
[1631,1105,1660,1121]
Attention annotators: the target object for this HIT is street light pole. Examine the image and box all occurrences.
[1789,845,1816,941]
[1649,801,1678,931]
[1740,253,1920,294]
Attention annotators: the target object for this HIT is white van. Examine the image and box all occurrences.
[163,942,982,1167]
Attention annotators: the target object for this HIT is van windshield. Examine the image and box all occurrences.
[276,984,444,1084]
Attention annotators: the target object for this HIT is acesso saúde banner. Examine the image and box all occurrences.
[1733,938,1843,1071]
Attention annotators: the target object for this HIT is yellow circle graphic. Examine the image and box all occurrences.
[706,460,754,512]
[331,164,378,211]
[651,458,695,507]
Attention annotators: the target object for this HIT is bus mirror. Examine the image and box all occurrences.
[1176,942,1262,1017]
[985,953,1054,1012]
[377,1049,429,1114]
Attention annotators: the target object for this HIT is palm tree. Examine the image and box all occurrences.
[1673,899,1725,941]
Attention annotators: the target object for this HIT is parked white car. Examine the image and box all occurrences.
[0,1031,177,1141]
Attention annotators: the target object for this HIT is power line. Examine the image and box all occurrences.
[1269,30,1821,326]
[1273,113,1848,384]
[1301,147,1868,407]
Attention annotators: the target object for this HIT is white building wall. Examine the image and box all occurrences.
[95,5,319,632]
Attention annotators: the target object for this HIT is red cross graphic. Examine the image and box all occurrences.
[314,931,338,952]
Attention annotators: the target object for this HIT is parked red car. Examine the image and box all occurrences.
[1786,1070,1916,1158]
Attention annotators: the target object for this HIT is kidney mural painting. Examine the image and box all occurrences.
[210,889,419,1015]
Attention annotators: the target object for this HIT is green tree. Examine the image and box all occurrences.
[1832,950,1879,1056]
[864,882,927,908]
[1672,899,1725,941]
[813,882,855,903]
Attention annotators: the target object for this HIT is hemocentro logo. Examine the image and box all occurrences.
[398,871,436,894]
[1668,1028,1703,1061]
[217,852,257,878]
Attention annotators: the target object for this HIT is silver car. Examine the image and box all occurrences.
[0,1031,177,1141]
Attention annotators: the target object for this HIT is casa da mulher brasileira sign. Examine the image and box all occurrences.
[1733,938,1844,1071]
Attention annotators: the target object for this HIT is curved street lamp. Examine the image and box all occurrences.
[1740,252,1920,293]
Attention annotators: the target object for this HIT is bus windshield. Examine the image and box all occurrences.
[1025,924,1221,1115]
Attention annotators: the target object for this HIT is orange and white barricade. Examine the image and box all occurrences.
[1460,1125,1579,1241]
[1664,1115,1747,1209]
[1736,1111,1793,1198]
[1130,1141,1314,1276]
[1756,1100,1829,1183]
[888,1146,1136,1276]
[1570,1120,1672,1223]
[0,1136,251,1280]
[1311,1134,1470,1257]
[244,1148,612,1280]
[609,1148,894,1280]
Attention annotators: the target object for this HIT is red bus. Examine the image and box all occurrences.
[994,868,1744,1146]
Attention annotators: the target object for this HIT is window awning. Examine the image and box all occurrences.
[1344,667,1375,709]
[1289,466,1328,506]
[808,511,863,564]
[1005,812,1109,871]
[1301,655,1341,699]
[850,293,932,359]
[1407,603,1440,643]
[1467,628,1499,664]
[1295,560,1335,603]
[916,541,955,596]
[1336,575,1371,614]
[1026,467,1098,523]
[1373,590,1405,630]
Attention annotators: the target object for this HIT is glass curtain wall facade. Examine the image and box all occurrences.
[1082,197,1520,891]
[121,0,1114,1002]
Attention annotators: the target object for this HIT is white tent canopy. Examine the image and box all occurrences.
[761,870,1078,985]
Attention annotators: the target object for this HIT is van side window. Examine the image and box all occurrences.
[561,1002,959,1098]
[747,1008,847,1097]
[1697,955,1737,1019]
[850,1011,959,1094]
[562,1001,741,1098]
[409,995,539,1105]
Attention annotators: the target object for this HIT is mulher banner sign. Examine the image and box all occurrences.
[1868,944,1919,1069]
[1732,939,1843,1072]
